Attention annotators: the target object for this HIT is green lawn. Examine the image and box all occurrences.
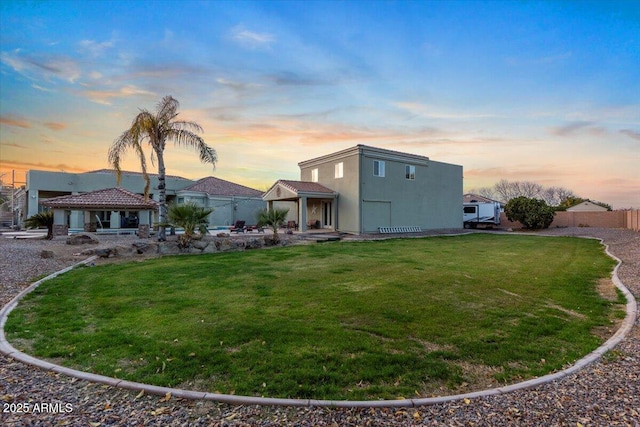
[6,234,623,400]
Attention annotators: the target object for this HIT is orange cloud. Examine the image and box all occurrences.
[0,114,31,128]
[80,85,156,105]
[0,159,88,176]
[44,122,67,131]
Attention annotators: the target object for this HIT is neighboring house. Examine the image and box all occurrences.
[22,169,193,228]
[264,145,463,233]
[566,201,609,212]
[176,176,266,226]
[41,187,158,236]
[19,169,265,230]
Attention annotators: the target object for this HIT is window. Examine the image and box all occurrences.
[335,162,343,178]
[373,160,385,177]
[405,165,415,180]
[311,168,318,182]
[464,206,477,214]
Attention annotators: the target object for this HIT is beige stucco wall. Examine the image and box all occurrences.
[360,158,462,232]
[300,149,361,233]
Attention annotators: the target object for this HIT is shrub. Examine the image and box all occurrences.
[505,196,555,230]
[167,202,213,247]
[257,208,289,243]
[24,211,54,240]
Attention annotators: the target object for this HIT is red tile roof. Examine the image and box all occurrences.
[180,176,263,197]
[41,188,159,210]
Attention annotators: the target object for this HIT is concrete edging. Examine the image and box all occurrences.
[0,235,636,408]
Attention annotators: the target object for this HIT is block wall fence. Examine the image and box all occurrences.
[500,210,639,232]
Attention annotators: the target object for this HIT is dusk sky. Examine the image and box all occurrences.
[1,0,638,208]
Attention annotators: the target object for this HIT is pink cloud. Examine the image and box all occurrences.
[44,122,67,131]
[0,114,31,128]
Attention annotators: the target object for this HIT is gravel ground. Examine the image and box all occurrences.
[1,228,638,426]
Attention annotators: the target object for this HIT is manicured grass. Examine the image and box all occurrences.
[6,234,623,400]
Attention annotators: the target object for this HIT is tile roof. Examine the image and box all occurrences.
[180,176,263,197]
[41,188,159,210]
[277,180,336,194]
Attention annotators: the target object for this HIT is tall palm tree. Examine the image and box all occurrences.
[108,95,217,241]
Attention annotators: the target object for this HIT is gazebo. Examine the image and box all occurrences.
[41,187,158,237]
[263,180,338,232]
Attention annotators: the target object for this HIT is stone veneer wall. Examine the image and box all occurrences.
[53,224,69,237]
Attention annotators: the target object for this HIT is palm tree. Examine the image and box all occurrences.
[257,208,289,243]
[167,202,213,248]
[24,211,54,240]
[108,95,217,241]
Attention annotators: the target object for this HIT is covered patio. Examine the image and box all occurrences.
[263,180,338,233]
[41,187,158,238]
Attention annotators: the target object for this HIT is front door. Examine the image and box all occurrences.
[322,201,332,228]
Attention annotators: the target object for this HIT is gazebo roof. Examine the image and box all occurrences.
[277,180,335,194]
[263,180,337,201]
[41,188,158,210]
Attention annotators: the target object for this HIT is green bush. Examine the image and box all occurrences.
[24,211,54,239]
[167,202,213,247]
[505,196,555,229]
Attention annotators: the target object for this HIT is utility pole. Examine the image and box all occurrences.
[11,170,15,228]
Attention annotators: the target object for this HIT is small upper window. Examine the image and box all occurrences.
[335,162,343,178]
[311,168,318,182]
[405,165,415,180]
[373,160,385,177]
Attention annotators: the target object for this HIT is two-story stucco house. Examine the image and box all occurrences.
[264,145,463,234]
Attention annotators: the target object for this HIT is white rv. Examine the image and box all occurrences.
[463,201,501,228]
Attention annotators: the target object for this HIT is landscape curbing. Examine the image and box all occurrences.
[0,235,636,408]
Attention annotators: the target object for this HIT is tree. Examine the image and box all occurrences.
[471,180,577,207]
[541,186,576,207]
[257,208,289,243]
[505,196,555,230]
[469,186,499,201]
[167,202,213,248]
[108,95,217,241]
[494,179,543,202]
[24,211,54,240]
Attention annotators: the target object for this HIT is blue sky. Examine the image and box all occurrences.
[1,0,638,208]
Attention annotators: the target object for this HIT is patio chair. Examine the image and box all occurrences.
[245,224,265,233]
[287,220,298,230]
[230,220,246,233]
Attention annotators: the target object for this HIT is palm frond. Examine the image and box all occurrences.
[109,95,217,241]
[24,211,54,239]
[257,208,289,240]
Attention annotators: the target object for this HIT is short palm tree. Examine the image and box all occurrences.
[24,211,54,240]
[257,208,289,243]
[168,202,213,248]
[108,95,217,241]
